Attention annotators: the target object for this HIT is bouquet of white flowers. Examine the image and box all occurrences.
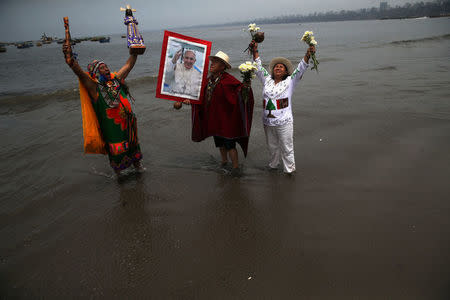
[238,61,257,83]
[238,61,257,103]
[301,31,319,72]
[244,23,264,54]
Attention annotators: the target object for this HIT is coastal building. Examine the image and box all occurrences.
[380,2,388,11]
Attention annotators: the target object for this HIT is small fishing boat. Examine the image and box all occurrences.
[41,33,53,44]
[17,41,33,49]
[99,37,110,43]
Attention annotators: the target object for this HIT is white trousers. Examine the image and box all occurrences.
[264,122,296,173]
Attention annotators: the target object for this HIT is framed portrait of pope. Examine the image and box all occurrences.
[156,31,211,104]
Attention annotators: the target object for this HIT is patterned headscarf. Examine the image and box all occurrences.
[87,59,106,81]
[86,59,133,108]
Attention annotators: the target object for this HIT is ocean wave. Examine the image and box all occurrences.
[364,66,398,72]
[0,87,77,101]
[390,33,450,45]
[0,75,160,114]
[0,88,80,115]
[126,75,159,85]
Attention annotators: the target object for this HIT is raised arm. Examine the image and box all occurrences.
[171,49,182,70]
[250,40,259,60]
[304,45,315,65]
[290,45,316,88]
[249,41,269,84]
[116,53,138,80]
[62,44,98,100]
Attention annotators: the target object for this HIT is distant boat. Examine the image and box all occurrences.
[17,41,33,49]
[99,37,110,43]
[17,43,31,49]
[0,46,6,53]
[36,42,42,47]
[57,39,75,45]
[41,32,53,43]
[121,35,126,38]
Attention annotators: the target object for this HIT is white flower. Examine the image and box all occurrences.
[239,63,249,72]
[239,61,257,73]
[247,23,260,33]
[300,30,318,46]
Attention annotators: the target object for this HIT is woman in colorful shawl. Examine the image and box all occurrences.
[63,44,143,176]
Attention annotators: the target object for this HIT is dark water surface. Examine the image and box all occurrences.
[1,19,450,298]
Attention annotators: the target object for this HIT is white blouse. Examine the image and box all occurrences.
[254,57,308,126]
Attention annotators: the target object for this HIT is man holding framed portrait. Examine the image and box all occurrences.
[180,51,254,176]
[156,32,254,176]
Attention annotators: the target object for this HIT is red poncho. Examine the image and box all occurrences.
[191,72,254,156]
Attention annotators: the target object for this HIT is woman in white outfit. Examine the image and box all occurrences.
[250,41,315,174]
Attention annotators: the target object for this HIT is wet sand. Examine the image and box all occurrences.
[1,77,450,299]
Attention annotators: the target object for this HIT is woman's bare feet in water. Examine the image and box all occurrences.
[133,161,146,173]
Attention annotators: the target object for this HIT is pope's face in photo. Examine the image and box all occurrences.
[183,50,196,70]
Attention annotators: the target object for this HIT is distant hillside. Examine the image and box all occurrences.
[226,0,450,26]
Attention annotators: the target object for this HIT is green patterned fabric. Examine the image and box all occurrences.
[92,84,142,171]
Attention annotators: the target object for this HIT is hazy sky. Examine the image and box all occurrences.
[0,0,414,41]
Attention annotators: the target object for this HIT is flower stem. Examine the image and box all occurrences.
[311,53,319,73]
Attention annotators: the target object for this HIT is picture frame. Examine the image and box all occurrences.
[156,30,212,104]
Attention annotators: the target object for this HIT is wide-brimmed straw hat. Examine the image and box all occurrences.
[209,51,232,69]
[269,57,293,76]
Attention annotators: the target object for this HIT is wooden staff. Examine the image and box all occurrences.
[63,17,74,66]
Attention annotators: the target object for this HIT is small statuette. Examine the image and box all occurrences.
[120,5,146,55]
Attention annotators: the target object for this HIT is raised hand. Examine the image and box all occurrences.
[172,49,182,64]
[307,45,316,56]
[249,40,259,59]
[62,43,74,67]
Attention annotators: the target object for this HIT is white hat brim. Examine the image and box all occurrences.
[209,55,232,69]
[269,57,294,76]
